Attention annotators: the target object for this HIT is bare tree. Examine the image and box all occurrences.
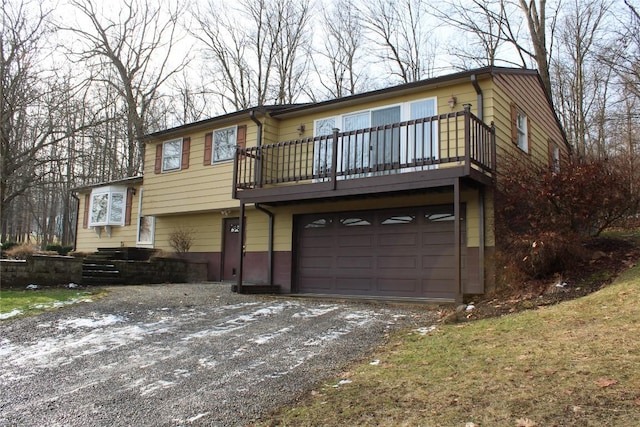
[433,0,512,69]
[0,0,93,243]
[516,0,559,101]
[270,0,312,104]
[191,0,311,111]
[311,0,370,99]
[551,0,612,157]
[362,0,436,83]
[62,0,188,177]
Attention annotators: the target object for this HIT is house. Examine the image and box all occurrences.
[75,67,568,302]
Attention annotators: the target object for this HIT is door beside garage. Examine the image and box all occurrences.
[294,205,466,300]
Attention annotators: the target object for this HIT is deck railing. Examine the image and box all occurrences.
[235,109,495,191]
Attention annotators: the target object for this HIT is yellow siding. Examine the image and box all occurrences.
[153,212,227,253]
[242,190,484,252]
[275,83,480,143]
[143,120,256,216]
[490,73,568,169]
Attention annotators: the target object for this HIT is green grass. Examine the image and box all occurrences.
[0,288,106,320]
[257,263,640,427]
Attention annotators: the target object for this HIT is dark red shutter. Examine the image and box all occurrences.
[204,132,213,165]
[510,104,518,145]
[155,144,163,174]
[83,194,90,229]
[125,188,134,226]
[181,137,190,170]
[236,125,247,149]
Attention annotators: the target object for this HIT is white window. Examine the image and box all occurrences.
[552,145,560,172]
[89,186,127,227]
[162,138,182,172]
[313,97,437,174]
[213,126,237,162]
[516,111,528,152]
[136,188,155,246]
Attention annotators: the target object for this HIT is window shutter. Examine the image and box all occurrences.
[236,125,247,149]
[527,120,532,153]
[83,194,90,229]
[181,137,190,170]
[155,144,163,174]
[125,188,134,226]
[510,104,518,145]
[204,132,213,165]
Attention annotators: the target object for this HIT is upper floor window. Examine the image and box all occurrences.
[89,186,126,227]
[512,105,529,153]
[213,126,237,162]
[162,138,183,171]
[551,143,561,172]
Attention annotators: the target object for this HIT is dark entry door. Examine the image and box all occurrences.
[222,217,240,281]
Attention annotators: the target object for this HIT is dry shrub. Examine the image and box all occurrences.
[168,227,195,254]
[5,244,38,259]
[495,154,638,285]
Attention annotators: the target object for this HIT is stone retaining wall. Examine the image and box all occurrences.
[0,255,83,287]
[1,255,208,288]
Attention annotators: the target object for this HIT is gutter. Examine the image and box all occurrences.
[470,74,483,120]
[255,203,274,286]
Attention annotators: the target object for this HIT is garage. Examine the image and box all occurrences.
[294,205,466,300]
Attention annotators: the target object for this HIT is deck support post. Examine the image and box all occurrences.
[236,202,246,293]
[454,178,463,304]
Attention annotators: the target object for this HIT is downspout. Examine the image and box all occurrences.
[470,74,483,120]
[255,203,274,286]
[249,109,263,188]
[71,192,80,251]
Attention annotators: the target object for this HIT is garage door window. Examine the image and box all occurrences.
[381,215,416,225]
[426,213,456,222]
[340,217,372,227]
[303,218,333,228]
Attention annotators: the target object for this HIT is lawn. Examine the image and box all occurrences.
[0,288,106,320]
[257,263,640,426]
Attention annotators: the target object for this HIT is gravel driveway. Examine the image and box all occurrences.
[0,283,439,426]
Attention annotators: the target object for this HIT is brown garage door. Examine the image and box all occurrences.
[294,205,465,299]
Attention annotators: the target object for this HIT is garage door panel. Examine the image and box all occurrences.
[377,233,418,247]
[299,256,333,268]
[335,278,374,291]
[337,235,373,247]
[377,278,419,293]
[378,256,417,269]
[337,256,373,268]
[300,235,334,248]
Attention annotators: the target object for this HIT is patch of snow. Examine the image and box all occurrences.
[370,359,381,365]
[25,284,39,290]
[333,379,352,387]
[139,379,176,397]
[198,357,217,369]
[0,309,22,320]
[252,327,294,344]
[57,314,127,329]
[304,328,350,346]
[66,283,79,289]
[416,325,437,335]
[292,305,339,319]
[187,413,210,423]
